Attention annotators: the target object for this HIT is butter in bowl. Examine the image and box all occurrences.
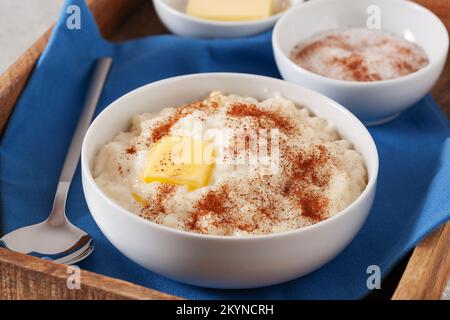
[186,0,275,22]
[153,0,302,39]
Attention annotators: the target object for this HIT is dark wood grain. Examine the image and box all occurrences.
[86,0,145,39]
[0,0,448,300]
[108,0,167,42]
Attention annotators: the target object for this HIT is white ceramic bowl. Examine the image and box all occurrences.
[273,0,449,125]
[81,73,378,289]
[153,0,303,39]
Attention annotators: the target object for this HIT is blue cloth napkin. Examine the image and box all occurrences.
[1,0,449,299]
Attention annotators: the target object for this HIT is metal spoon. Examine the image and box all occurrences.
[0,57,112,265]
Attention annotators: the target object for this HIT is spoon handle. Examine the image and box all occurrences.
[60,58,112,182]
[48,57,112,225]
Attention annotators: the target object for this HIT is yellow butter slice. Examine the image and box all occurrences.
[143,137,215,191]
[186,0,273,22]
[132,193,150,206]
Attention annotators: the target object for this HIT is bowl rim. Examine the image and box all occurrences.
[272,0,450,87]
[81,73,379,241]
[153,0,302,28]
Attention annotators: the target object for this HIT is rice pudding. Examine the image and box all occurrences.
[291,27,429,82]
[93,92,367,236]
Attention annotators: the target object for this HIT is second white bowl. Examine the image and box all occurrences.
[273,0,449,125]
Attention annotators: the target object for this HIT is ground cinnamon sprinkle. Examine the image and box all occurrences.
[292,34,376,82]
[304,42,383,81]
[125,145,137,155]
[293,36,352,61]
[225,129,275,161]
[151,100,219,143]
[187,186,232,233]
[237,223,257,232]
[151,117,179,143]
[288,145,331,186]
[227,103,295,133]
[151,102,201,143]
[284,144,332,221]
[259,206,275,220]
[140,184,176,217]
[298,191,328,222]
[188,142,333,231]
[331,54,382,82]
[393,60,415,74]
[291,29,429,82]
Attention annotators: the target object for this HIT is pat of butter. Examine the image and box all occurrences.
[186,0,273,22]
[143,137,215,190]
[132,193,150,207]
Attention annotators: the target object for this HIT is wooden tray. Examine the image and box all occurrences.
[0,0,448,300]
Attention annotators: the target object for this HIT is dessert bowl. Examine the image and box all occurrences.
[273,0,449,125]
[81,73,379,289]
[153,0,303,39]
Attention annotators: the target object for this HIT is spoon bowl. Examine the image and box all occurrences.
[0,221,93,264]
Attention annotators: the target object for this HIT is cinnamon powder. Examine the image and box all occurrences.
[227,103,295,133]
[284,144,331,222]
[125,145,137,155]
[187,186,231,233]
[151,99,220,143]
[291,29,429,82]
[140,184,176,218]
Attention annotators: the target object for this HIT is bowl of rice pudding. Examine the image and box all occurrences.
[81,73,378,288]
[273,0,449,125]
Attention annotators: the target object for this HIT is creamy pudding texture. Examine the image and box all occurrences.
[291,27,429,82]
[93,92,367,236]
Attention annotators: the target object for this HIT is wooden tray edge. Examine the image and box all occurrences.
[0,248,181,300]
[392,222,449,300]
[0,28,52,134]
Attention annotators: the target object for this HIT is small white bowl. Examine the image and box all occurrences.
[273,0,449,125]
[153,0,303,39]
[81,73,378,289]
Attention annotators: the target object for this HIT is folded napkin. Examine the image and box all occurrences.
[1,0,449,299]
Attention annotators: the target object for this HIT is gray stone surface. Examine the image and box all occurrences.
[0,0,64,74]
